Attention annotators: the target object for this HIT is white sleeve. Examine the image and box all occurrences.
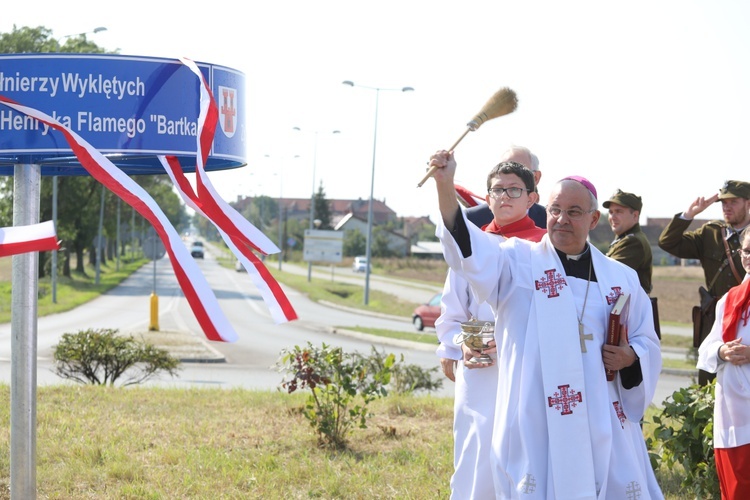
[435,270,470,360]
[697,296,728,374]
[435,209,506,307]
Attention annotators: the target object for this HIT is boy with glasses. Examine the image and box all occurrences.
[436,161,545,498]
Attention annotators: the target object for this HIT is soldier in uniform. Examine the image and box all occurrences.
[658,179,750,385]
[603,190,653,294]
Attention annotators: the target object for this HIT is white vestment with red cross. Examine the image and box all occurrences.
[437,211,663,499]
[437,256,501,499]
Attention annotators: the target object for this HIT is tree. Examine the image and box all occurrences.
[371,226,395,257]
[313,182,333,229]
[0,25,112,54]
[343,229,367,257]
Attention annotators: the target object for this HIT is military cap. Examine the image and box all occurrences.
[718,180,750,200]
[602,189,643,212]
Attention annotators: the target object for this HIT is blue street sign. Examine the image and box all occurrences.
[0,53,246,176]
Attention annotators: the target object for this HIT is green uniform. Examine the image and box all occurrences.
[658,215,745,298]
[658,214,746,385]
[606,223,652,294]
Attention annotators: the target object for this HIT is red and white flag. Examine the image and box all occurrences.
[454,184,485,208]
[0,220,60,257]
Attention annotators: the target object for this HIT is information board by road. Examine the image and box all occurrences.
[303,229,343,263]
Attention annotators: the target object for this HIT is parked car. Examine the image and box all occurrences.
[412,292,442,331]
[190,241,204,259]
[352,255,368,273]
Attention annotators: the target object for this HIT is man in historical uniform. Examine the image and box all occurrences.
[603,190,652,294]
[658,179,750,385]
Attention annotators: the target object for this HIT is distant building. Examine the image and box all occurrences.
[334,213,410,257]
[411,241,443,259]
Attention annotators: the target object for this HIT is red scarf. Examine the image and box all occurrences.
[722,278,750,342]
[483,215,546,242]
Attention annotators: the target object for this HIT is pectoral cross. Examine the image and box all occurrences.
[579,323,593,353]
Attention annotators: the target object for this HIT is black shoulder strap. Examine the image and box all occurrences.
[722,231,742,285]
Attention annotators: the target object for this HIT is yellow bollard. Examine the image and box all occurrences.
[149,292,159,331]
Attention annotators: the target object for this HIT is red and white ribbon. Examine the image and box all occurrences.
[169,58,297,323]
[160,155,297,323]
[454,184,485,207]
[0,220,60,257]
[0,94,238,343]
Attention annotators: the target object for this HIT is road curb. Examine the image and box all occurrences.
[318,300,412,323]
[331,327,437,353]
[137,330,226,364]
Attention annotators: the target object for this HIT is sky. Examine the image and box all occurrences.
[3,0,750,226]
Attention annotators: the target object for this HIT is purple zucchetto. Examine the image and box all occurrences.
[561,175,597,200]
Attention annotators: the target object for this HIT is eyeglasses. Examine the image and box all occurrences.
[488,187,529,199]
[547,207,596,220]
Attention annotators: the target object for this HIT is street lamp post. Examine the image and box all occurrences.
[58,26,107,47]
[292,127,340,282]
[342,80,413,305]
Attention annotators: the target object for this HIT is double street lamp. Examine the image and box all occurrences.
[292,127,340,281]
[342,80,414,305]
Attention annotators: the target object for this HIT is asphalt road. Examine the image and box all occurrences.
[0,246,454,397]
[0,244,697,406]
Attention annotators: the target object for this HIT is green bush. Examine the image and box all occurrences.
[276,342,394,449]
[356,346,443,395]
[647,381,720,498]
[53,328,181,387]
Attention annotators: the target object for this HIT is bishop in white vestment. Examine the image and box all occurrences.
[429,150,663,500]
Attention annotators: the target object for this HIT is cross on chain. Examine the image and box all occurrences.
[535,269,567,298]
[547,384,582,415]
[579,323,593,353]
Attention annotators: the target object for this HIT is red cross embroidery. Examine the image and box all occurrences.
[606,286,623,305]
[220,88,236,134]
[547,384,582,415]
[535,269,567,298]
[613,401,626,428]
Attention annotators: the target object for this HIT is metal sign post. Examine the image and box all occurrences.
[10,164,41,500]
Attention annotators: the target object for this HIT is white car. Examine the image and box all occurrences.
[352,256,368,273]
[190,241,204,259]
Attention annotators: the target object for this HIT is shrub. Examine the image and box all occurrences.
[647,381,720,498]
[53,328,181,387]
[356,346,443,395]
[276,342,394,449]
